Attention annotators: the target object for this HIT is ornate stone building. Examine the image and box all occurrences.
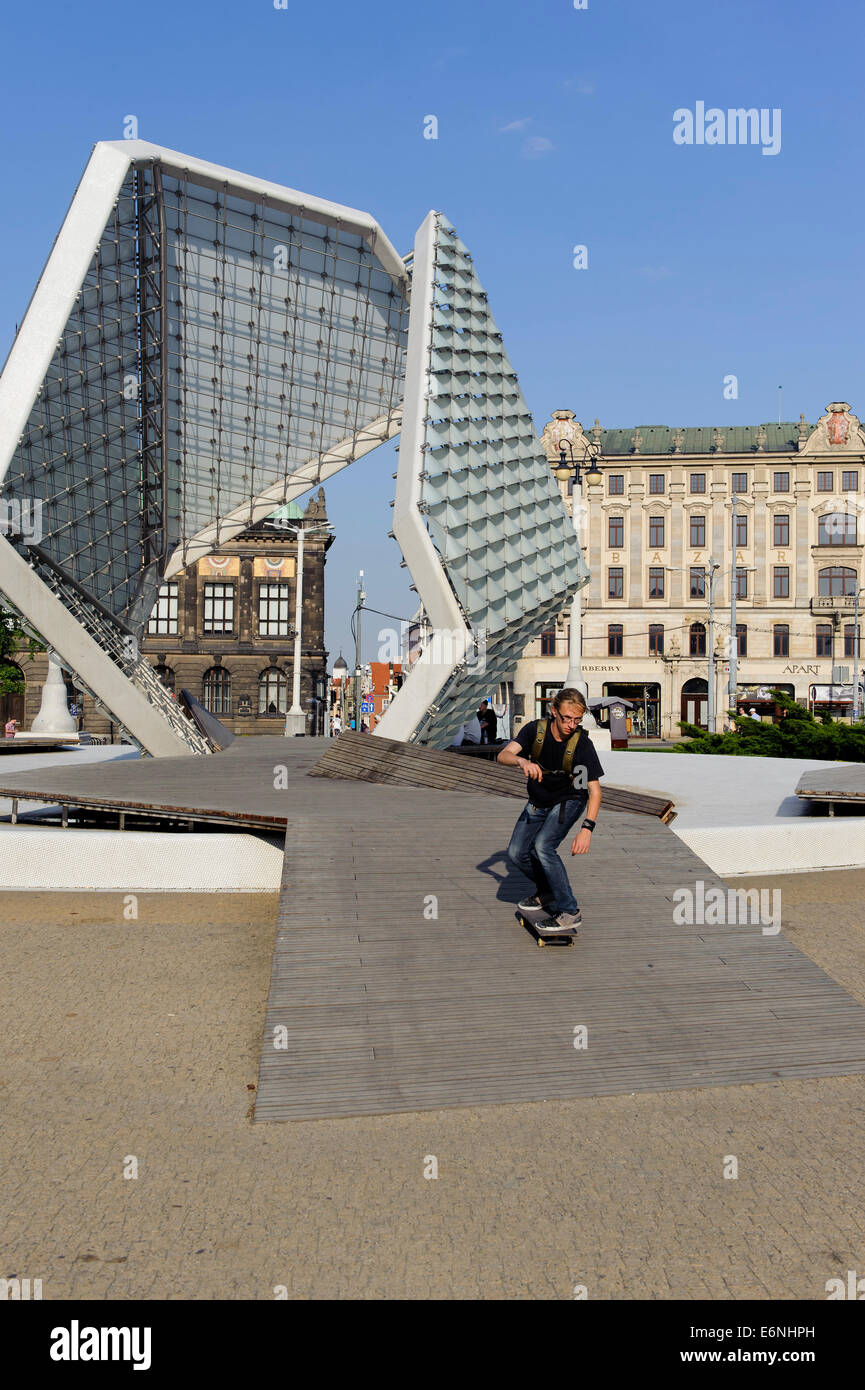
[514,404,865,739]
[14,490,332,741]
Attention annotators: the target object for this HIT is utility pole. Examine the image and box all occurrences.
[284,524,307,736]
[354,569,365,729]
[707,556,720,733]
[855,587,865,721]
[728,496,737,724]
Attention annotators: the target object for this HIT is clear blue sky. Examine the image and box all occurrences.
[1,0,862,665]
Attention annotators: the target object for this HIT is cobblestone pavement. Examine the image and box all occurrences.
[1,875,864,1300]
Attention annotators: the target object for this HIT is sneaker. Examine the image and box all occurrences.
[539,910,582,934]
[518,895,557,914]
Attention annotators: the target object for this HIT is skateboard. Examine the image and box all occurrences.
[515,903,576,949]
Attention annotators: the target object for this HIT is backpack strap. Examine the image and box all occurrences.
[530,719,547,763]
[562,728,584,778]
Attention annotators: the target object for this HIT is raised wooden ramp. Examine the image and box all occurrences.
[796,765,865,807]
[255,751,865,1122]
[310,731,675,820]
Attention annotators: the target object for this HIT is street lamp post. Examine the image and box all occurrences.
[553,439,603,704]
[265,516,333,737]
[706,557,720,733]
[854,587,865,721]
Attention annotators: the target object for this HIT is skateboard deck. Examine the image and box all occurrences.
[515,907,576,948]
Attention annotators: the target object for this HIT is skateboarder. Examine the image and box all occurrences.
[497,688,603,934]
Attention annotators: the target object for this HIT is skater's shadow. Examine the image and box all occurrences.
[475,849,532,906]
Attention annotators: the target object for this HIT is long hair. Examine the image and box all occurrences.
[552,687,587,713]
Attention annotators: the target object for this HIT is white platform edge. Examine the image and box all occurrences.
[0,828,283,892]
[674,820,865,878]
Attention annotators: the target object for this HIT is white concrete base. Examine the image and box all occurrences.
[31,651,78,736]
[0,827,283,892]
[675,821,865,878]
[587,726,611,753]
[284,706,306,737]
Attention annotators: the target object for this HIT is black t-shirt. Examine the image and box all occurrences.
[514,719,605,809]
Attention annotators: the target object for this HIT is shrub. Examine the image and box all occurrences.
[676,689,865,760]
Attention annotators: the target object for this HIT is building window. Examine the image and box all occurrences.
[734,513,748,546]
[773,566,790,598]
[258,582,291,636]
[649,624,664,655]
[817,471,834,492]
[690,623,706,656]
[690,566,706,598]
[649,474,665,494]
[844,625,859,658]
[649,516,665,547]
[258,667,288,715]
[735,568,748,599]
[148,582,178,635]
[608,567,624,599]
[608,474,624,495]
[203,583,235,635]
[732,473,748,493]
[690,515,706,547]
[842,470,858,492]
[774,624,789,657]
[608,624,623,656]
[154,663,175,693]
[817,513,857,546]
[774,514,789,546]
[608,515,624,547]
[819,566,857,597]
[773,471,789,492]
[816,624,833,658]
[203,666,231,715]
[540,628,556,656]
[648,567,665,599]
[736,623,747,656]
[690,473,706,494]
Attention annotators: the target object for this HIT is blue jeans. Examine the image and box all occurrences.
[506,796,587,915]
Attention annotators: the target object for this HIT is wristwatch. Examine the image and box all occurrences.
[582,818,596,832]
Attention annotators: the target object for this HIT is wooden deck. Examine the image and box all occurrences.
[255,752,865,1121]
[0,736,314,829]
[796,765,865,808]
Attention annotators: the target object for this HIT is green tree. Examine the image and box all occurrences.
[0,604,43,697]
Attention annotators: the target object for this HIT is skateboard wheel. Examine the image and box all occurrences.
[537,937,546,948]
